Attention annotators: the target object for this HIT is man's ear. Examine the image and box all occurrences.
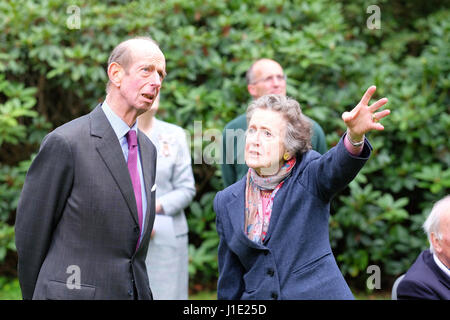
[107,62,124,88]
[430,232,442,254]
[247,84,257,98]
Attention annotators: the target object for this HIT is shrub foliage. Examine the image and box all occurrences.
[1,0,448,291]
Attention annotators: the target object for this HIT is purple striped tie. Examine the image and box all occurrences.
[126,130,143,248]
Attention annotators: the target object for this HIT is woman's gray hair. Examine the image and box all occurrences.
[423,195,450,253]
[246,94,312,157]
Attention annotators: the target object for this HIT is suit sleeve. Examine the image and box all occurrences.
[214,191,245,299]
[158,129,196,215]
[15,131,74,299]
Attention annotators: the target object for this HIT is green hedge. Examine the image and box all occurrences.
[1,0,448,292]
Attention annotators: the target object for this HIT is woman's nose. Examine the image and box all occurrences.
[247,131,260,145]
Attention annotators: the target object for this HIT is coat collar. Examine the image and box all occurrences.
[227,163,298,248]
[228,180,262,250]
[424,249,450,290]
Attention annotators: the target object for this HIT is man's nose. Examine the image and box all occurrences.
[271,76,281,86]
[149,72,162,87]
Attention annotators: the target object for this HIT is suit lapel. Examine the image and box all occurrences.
[137,129,156,246]
[438,278,450,291]
[90,104,140,226]
[424,250,450,291]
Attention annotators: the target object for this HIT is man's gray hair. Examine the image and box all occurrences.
[246,94,312,157]
[106,36,159,93]
[423,195,450,253]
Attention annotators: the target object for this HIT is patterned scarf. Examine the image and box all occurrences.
[244,158,296,244]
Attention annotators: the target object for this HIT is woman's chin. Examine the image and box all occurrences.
[246,163,280,177]
[246,161,263,171]
[258,167,279,176]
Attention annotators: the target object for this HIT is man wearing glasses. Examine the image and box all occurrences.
[221,58,327,187]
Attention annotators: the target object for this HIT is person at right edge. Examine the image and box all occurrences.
[397,195,450,300]
[214,86,390,299]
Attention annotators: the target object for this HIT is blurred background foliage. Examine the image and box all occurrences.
[0,0,449,297]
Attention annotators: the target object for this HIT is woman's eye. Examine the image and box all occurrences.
[264,130,272,137]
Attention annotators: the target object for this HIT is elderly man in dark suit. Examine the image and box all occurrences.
[397,195,450,300]
[15,36,166,300]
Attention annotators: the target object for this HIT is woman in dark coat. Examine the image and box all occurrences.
[214,86,390,299]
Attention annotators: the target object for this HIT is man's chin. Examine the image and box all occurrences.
[137,101,154,111]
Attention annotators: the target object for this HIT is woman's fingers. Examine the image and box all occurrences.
[342,111,355,123]
[370,109,390,131]
[369,97,389,112]
[359,85,377,106]
[371,109,391,128]
[373,109,391,121]
[343,86,390,134]
[372,122,385,131]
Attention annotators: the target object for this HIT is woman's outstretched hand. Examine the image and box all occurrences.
[342,85,390,142]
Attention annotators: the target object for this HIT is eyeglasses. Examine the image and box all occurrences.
[250,74,287,84]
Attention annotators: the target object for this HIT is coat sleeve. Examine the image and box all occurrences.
[157,129,196,216]
[15,131,74,299]
[302,134,372,202]
[214,191,245,300]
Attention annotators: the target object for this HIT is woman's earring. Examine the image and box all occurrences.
[283,153,290,161]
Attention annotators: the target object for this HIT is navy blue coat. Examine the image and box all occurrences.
[397,249,450,300]
[214,136,372,300]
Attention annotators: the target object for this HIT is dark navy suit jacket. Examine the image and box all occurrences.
[397,249,450,300]
[214,135,372,300]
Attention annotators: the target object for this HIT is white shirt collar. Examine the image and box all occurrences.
[433,252,450,278]
[101,101,138,140]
